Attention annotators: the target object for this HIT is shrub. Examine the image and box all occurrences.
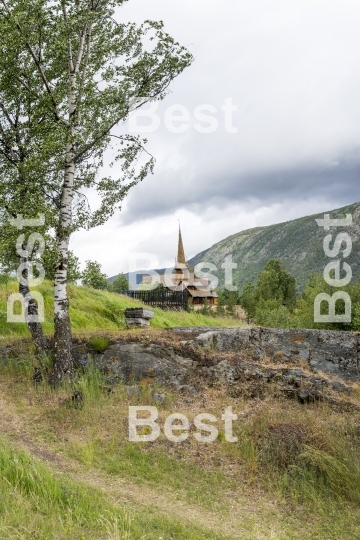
[91,336,110,353]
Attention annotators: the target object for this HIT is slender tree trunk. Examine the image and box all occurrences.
[19,253,48,356]
[49,95,76,385]
[48,25,88,386]
[50,264,73,385]
[48,159,75,386]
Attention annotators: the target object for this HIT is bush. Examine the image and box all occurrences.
[248,415,360,507]
[240,259,297,325]
[82,261,108,290]
[91,336,110,353]
[255,300,292,328]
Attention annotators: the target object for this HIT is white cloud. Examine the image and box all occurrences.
[72,196,340,276]
[72,0,360,274]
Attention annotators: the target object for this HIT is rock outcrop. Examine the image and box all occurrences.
[177,327,360,382]
[71,326,359,406]
[100,342,197,388]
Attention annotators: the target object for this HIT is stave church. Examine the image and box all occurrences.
[142,226,218,307]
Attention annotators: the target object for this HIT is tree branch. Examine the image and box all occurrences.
[73,92,154,163]
[74,24,88,74]
[0,123,18,163]
[61,1,74,74]
[0,146,17,166]
[14,75,31,93]
[0,0,65,125]
[0,101,15,128]
[109,134,155,160]
[76,23,92,111]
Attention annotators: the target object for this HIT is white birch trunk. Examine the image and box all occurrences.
[49,19,92,385]
[49,79,77,385]
[19,250,48,357]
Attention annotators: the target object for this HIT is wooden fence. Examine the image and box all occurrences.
[121,289,188,311]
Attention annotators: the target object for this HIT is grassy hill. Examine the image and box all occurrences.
[1,281,360,538]
[188,201,360,293]
[0,280,240,339]
[1,245,360,538]
[0,339,360,539]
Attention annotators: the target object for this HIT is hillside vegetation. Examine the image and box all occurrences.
[239,260,360,331]
[189,201,360,293]
[0,280,240,339]
[1,274,360,538]
[0,280,360,538]
[0,343,360,539]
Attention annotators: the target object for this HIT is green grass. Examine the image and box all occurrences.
[0,436,230,540]
[69,439,234,510]
[2,297,360,539]
[236,406,360,510]
[1,359,360,539]
[0,280,242,339]
[90,336,110,352]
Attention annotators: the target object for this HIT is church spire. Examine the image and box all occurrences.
[177,223,187,265]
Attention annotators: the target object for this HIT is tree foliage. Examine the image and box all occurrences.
[0,217,81,283]
[239,283,256,320]
[240,259,297,326]
[0,0,192,382]
[241,260,360,331]
[293,273,354,331]
[255,259,296,310]
[111,273,129,293]
[81,260,108,290]
[216,289,239,317]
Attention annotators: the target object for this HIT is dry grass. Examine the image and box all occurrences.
[1,358,360,538]
[1,329,360,539]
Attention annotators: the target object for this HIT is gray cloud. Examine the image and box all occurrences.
[113,0,360,228]
[74,0,360,274]
[120,157,360,224]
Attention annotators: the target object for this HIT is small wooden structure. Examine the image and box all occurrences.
[142,226,218,308]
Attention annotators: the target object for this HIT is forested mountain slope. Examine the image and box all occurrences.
[188,202,360,292]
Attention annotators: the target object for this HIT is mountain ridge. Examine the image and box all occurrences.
[187,201,360,292]
[111,201,360,292]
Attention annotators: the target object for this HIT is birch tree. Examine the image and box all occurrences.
[0,0,192,384]
[0,215,49,355]
[0,20,60,356]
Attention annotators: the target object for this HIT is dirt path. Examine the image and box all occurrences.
[0,394,279,539]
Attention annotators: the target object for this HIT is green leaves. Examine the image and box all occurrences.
[240,259,297,326]
[0,1,192,376]
[111,272,129,293]
[0,1,193,233]
[81,260,108,290]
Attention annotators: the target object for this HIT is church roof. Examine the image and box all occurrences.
[141,225,218,299]
[187,289,218,298]
[176,224,188,266]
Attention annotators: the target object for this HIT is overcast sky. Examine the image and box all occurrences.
[72,0,360,276]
